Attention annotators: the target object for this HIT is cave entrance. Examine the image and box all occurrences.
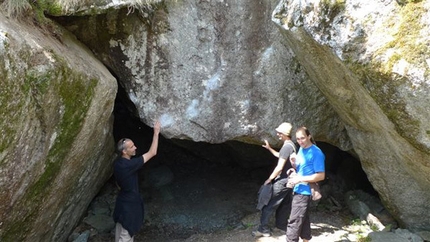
[96,84,377,240]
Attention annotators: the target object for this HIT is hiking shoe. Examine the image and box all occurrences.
[252,229,271,237]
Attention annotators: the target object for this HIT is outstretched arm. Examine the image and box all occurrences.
[143,120,161,163]
[262,140,279,158]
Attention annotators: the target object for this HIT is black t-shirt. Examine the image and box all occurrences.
[113,156,145,237]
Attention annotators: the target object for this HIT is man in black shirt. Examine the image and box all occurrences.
[113,121,161,242]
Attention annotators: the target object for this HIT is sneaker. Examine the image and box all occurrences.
[252,229,271,237]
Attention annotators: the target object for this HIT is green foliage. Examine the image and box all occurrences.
[370,224,379,231]
[0,0,62,23]
[55,0,165,14]
[243,222,254,229]
[34,0,63,16]
[0,0,168,20]
[357,234,372,242]
[351,218,363,226]
[0,0,31,18]
[379,1,428,73]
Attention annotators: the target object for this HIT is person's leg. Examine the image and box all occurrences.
[115,223,121,242]
[286,194,309,242]
[115,223,134,242]
[275,188,292,230]
[258,178,289,232]
[299,196,312,241]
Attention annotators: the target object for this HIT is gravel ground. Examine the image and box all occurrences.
[84,162,373,242]
[164,209,373,242]
[86,206,372,242]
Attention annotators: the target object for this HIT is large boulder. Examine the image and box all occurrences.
[1,0,429,240]
[52,0,430,231]
[0,14,117,241]
[53,0,351,148]
[272,0,430,231]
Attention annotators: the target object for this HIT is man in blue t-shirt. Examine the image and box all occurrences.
[113,121,161,242]
[286,127,325,242]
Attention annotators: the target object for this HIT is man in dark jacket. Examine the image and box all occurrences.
[113,121,161,242]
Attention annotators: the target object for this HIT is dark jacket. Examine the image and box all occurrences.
[256,183,273,210]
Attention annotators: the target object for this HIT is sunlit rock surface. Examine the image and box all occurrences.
[0,14,117,241]
[272,0,430,231]
[54,0,350,148]
[1,0,430,241]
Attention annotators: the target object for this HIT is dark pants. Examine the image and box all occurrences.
[275,190,292,230]
[286,193,312,242]
[258,178,292,232]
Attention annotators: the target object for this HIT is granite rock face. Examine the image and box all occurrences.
[54,0,430,232]
[0,14,117,241]
[272,0,430,231]
[1,0,430,241]
[54,0,350,148]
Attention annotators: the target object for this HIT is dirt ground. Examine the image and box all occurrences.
[85,162,372,242]
[137,209,371,242]
[88,209,371,242]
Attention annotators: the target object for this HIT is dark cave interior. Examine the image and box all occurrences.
[96,84,379,240]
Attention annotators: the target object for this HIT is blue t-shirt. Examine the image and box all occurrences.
[293,144,325,195]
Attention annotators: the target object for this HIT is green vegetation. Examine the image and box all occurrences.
[396,0,423,5]
[0,0,62,22]
[243,222,254,229]
[347,61,423,149]
[378,1,428,74]
[0,50,97,241]
[0,0,31,17]
[0,0,166,19]
[348,218,372,241]
[369,223,379,231]
[0,43,30,162]
[55,0,166,15]
[357,234,372,242]
[345,1,427,150]
[350,218,364,226]
[34,0,63,17]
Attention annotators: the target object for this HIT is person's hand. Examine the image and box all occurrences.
[286,168,296,176]
[153,120,161,135]
[286,180,295,188]
[290,153,296,163]
[262,140,271,150]
[287,175,301,188]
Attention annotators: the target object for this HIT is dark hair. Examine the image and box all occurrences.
[116,138,129,154]
[296,126,315,144]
